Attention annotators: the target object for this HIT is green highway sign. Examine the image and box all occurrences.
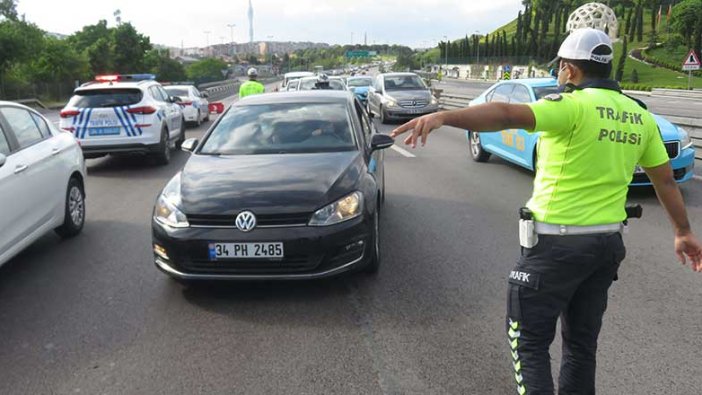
[346,50,377,58]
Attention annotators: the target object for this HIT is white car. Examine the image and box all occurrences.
[163,85,210,126]
[59,74,185,165]
[280,71,314,91]
[0,101,87,268]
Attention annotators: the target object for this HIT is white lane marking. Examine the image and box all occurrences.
[390,144,416,158]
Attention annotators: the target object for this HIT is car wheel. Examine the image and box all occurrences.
[203,109,210,122]
[55,177,85,238]
[176,118,186,149]
[154,127,171,165]
[363,208,381,274]
[469,131,491,162]
[379,106,388,124]
[195,110,202,127]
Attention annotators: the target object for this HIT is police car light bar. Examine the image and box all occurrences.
[94,74,157,82]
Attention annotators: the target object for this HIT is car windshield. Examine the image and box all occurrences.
[164,88,189,97]
[533,86,559,100]
[298,79,345,90]
[347,78,372,87]
[384,75,426,91]
[199,102,356,155]
[67,89,143,108]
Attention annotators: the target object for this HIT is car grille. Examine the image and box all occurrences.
[632,167,687,184]
[183,254,322,274]
[398,99,428,108]
[664,141,680,159]
[187,212,311,228]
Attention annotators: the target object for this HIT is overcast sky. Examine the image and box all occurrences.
[17,0,524,48]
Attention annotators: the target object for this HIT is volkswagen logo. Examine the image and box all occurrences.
[235,211,257,232]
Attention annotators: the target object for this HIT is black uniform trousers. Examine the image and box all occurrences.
[506,232,626,395]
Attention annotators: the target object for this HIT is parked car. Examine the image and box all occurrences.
[346,76,373,105]
[466,78,695,186]
[163,85,210,127]
[0,101,87,268]
[367,72,439,124]
[59,74,185,165]
[151,91,394,281]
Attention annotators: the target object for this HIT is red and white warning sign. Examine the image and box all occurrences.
[682,49,701,71]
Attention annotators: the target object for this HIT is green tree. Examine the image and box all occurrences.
[68,20,111,53]
[86,38,113,74]
[186,58,228,83]
[0,19,44,76]
[631,67,639,83]
[671,0,702,59]
[144,49,186,81]
[615,36,628,82]
[0,0,17,20]
[112,23,152,73]
[30,37,90,82]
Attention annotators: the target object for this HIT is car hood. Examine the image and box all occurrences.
[385,89,432,101]
[180,151,364,215]
[653,114,682,141]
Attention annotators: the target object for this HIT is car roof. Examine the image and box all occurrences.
[381,72,419,77]
[74,80,157,91]
[163,85,193,90]
[236,91,353,106]
[505,78,557,88]
[284,72,315,78]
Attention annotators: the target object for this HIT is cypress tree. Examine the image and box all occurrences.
[636,4,644,42]
[615,36,628,82]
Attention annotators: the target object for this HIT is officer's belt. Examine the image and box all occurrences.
[534,222,623,236]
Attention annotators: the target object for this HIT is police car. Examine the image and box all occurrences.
[163,84,210,126]
[59,74,186,165]
[467,78,695,186]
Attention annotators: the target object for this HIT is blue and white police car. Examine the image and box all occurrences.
[466,78,695,186]
[163,84,210,127]
[59,74,186,165]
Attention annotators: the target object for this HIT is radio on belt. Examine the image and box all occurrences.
[519,207,538,248]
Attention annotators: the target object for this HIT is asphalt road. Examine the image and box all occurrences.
[1,87,702,394]
[435,78,702,119]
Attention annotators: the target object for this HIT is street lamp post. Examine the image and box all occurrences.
[204,30,211,47]
[227,24,236,55]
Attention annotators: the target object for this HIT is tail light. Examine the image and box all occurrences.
[60,110,80,118]
[181,101,193,106]
[127,106,157,115]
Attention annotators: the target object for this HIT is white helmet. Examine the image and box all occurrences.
[557,28,613,64]
[247,67,258,77]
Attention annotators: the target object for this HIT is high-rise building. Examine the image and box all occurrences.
[248,0,254,43]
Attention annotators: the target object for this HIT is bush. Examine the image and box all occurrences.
[630,68,640,83]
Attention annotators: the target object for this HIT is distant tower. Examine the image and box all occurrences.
[364,32,367,46]
[248,0,254,43]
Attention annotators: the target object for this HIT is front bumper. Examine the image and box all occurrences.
[630,146,695,186]
[151,214,372,281]
[384,105,439,119]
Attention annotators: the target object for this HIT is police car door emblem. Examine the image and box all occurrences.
[235,211,257,232]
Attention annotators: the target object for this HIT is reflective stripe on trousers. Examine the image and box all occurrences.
[506,233,626,394]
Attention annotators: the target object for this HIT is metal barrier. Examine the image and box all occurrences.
[652,89,702,100]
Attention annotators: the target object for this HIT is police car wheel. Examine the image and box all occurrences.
[195,111,202,127]
[469,131,491,162]
[176,119,186,149]
[55,177,85,239]
[362,207,381,274]
[204,112,210,122]
[154,128,171,165]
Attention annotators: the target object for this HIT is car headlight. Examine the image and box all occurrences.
[309,191,363,226]
[678,126,692,149]
[154,173,189,228]
[385,98,397,107]
[430,96,438,105]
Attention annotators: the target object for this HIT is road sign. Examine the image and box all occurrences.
[503,64,512,80]
[682,49,700,71]
[346,50,377,58]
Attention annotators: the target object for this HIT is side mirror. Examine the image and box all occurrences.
[370,134,394,151]
[181,138,199,152]
[0,153,6,168]
[201,91,209,98]
[367,111,375,119]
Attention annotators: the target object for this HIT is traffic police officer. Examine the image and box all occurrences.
[239,67,265,98]
[390,28,702,394]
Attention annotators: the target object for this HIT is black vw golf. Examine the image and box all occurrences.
[152,91,394,280]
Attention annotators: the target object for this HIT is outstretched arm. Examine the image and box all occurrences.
[390,103,536,148]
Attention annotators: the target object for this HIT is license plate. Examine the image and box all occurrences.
[89,127,121,136]
[209,242,284,260]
